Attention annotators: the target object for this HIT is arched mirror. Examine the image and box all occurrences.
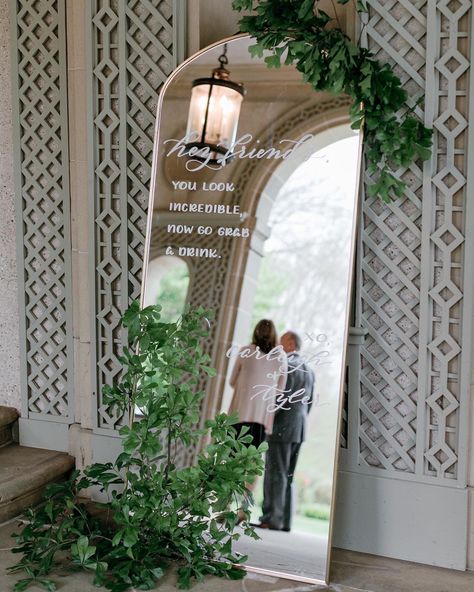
[142,34,362,585]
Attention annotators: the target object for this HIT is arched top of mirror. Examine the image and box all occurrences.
[148,34,355,222]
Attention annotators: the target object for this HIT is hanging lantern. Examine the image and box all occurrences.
[185,44,245,164]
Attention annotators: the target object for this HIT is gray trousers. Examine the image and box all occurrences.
[260,441,301,530]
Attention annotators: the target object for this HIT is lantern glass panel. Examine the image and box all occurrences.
[186,82,243,150]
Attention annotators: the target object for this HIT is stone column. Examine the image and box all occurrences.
[0,0,21,410]
[66,0,93,467]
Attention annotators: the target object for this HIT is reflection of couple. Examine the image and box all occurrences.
[229,319,315,532]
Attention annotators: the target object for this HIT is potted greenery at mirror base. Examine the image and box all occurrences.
[9,303,266,592]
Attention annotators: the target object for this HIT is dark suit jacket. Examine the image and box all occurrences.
[267,352,315,443]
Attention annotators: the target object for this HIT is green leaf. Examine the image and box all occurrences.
[201,365,216,377]
[232,0,254,10]
[39,580,57,592]
[316,9,332,25]
[71,535,97,565]
[123,528,138,548]
[112,530,123,547]
[248,43,264,58]
[13,579,33,592]
[226,566,246,580]
[264,54,281,69]
[44,501,54,521]
[298,0,315,21]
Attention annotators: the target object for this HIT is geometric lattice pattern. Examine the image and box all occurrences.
[11,0,73,420]
[352,0,471,482]
[89,0,181,429]
[424,0,470,480]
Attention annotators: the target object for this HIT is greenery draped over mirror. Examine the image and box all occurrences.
[232,0,433,202]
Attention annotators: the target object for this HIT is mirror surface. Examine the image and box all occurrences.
[143,35,362,584]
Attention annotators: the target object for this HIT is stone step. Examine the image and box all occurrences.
[0,444,75,523]
[0,406,19,448]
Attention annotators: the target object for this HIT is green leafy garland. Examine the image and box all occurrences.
[232,0,433,202]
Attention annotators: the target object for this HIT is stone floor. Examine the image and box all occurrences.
[1,519,474,592]
[234,526,328,580]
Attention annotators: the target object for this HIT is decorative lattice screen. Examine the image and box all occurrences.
[348,0,472,485]
[11,0,470,489]
[10,0,73,422]
[88,0,184,430]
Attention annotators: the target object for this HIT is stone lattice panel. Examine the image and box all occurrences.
[125,0,176,301]
[358,1,427,474]
[11,0,73,420]
[423,0,470,480]
[89,0,180,429]
[356,0,471,482]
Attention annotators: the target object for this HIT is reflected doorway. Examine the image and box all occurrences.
[143,255,190,322]
[223,130,360,576]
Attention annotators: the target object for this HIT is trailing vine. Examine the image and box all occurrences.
[232,0,433,202]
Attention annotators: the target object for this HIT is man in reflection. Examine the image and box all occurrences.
[258,331,315,532]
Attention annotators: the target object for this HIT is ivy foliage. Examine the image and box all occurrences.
[232,0,433,202]
[9,303,266,591]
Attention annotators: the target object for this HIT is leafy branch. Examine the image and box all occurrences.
[232,0,432,202]
[9,303,266,591]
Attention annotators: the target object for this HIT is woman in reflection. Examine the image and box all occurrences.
[228,318,288,463]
